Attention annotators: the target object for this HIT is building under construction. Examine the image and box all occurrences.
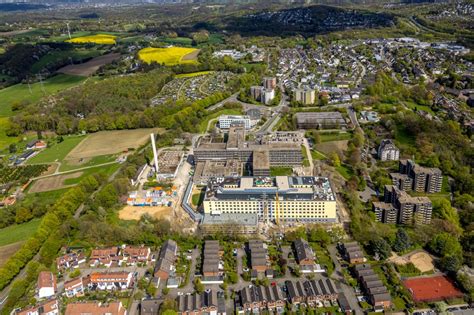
[202,176,337,224]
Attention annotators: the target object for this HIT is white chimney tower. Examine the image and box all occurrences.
[150,133,159,181]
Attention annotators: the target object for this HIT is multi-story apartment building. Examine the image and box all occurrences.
[294,87,316,105]
[263,77,277,90]
[399,160,442,193]
[203,176,337,223]
[194,127,302,169]
[373,185,432,225]
[377,139,400,161]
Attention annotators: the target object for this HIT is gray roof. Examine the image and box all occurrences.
[294,238,314,263]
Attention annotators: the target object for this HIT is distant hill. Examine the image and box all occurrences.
[221,5,395,36]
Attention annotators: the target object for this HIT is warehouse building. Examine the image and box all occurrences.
[203,176,337,223]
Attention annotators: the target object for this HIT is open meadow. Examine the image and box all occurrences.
[138,47,199,65]
[0,219,41,247]
[65,128,162,162]
[66,34,117,45]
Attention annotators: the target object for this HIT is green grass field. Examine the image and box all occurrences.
[62,163,120,185]
[319,132,352,142]
[59,154,116,172]
[311,150,327,160]
[0,219,41,246]
[27,136,86,164]
[0,74,85,118]
[270,166,293,176]
[31,49,103,73]
[162,37,193,46]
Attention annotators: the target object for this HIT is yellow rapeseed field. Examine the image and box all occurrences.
[138,47,199,65]
[66,34,117,45]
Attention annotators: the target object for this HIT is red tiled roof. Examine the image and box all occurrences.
[65,302,126,315]
[403,275,464,302]
[38,271,56,290]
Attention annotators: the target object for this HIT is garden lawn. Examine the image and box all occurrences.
[27,136,86,164]
[270,167,293,176]
[0,219,41,246]
[319,132,352,142]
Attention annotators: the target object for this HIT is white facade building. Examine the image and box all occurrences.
[378,139,400,161]
[219,115,255,129]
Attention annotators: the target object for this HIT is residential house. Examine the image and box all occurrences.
[89,247,121,267]
[342,242,366,264]
[65,302,127,315]
[236,285,285,314]
[248,240,269,274]
[293,238,324,273]
[26,140,47,150]
[122,245,151,265]
[89,272,133,291]
[64,277,89,298]
[17,299,59,315]
[37,271,56,299]
[154,239,178,287]
[56,252,86,272]
[176,290,218,315]
[203,240,223,278]
[286,279,338,306]
[140,299,162,315]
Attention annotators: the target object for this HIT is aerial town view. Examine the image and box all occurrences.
[0,0,473,314]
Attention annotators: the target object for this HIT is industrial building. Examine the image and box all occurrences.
[194,127,302,171]
[294,87,316,105]
[373,185,432,225]
[202,176,337,223]
[295,112,347,129]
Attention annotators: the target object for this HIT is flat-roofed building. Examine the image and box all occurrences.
[399,160,443,193]
[200,213,259,235]
[193,160,243,185]
[252,149,270,176]
[218,115,254,130]
[295,112,346,130]
[194,127,302,168]
[203,176,337,223]
[250,86,264,102]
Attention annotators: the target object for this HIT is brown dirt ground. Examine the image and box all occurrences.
[389,250,434,273]
[0,241,24,267]
[181,49,200,61]
[57,53,121,76]
[29,172,83,193]
[42,164,59,176]
[65,128,164,161]
[119,205,172,221]
[315,140,349,156]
